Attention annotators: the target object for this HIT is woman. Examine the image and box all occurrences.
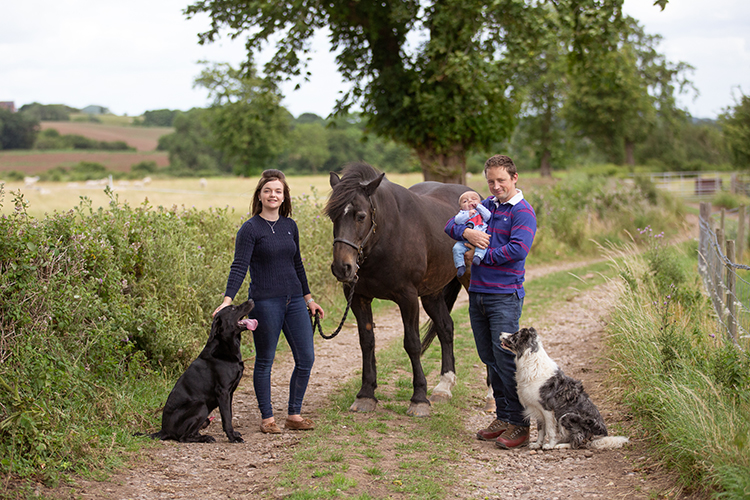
[213,169,325,434]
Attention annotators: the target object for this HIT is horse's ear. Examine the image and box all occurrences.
[330,172,341,188]
[362,172,385,196]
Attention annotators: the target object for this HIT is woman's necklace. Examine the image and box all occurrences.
[263,217,279,234]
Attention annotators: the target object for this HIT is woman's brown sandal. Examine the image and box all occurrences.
[259,421,282,434]
[285,417,314,430]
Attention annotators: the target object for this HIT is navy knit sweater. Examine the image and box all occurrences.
[224,215,311,301]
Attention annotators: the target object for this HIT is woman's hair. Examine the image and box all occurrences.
[251,169,292,217]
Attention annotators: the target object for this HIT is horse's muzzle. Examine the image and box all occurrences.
[330,261,358,283]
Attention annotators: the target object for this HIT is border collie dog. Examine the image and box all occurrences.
[501,327,629,450]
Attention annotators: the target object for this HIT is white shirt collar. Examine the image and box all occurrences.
[492,189,524,207]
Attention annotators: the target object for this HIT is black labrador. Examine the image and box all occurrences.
[146,300,256,443]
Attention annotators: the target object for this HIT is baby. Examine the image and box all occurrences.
[452,190,491,277]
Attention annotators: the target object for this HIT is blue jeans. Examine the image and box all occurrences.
[469,291,529,427]
[250,295,315,419]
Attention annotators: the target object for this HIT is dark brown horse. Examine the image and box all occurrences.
[325,162,469,417]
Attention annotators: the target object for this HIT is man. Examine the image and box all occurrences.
[444,154,537,449]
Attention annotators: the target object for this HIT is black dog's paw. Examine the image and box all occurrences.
[228,431,244,443]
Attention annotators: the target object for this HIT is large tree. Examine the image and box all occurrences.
[194,63,292,176]
[0,108,39,150]
[186,0,574,182]
[720,93,750,169]
[564,16,692,166]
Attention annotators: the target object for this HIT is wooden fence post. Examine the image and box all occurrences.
[726,240,737,343]
[715,228,724,310]
[738,205,746,263]
[720,208,725,234]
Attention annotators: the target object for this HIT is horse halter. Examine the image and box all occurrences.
[332,195,377,267]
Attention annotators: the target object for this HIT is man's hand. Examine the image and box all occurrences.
[463,228,490,249]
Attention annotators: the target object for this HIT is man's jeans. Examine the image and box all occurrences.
[469,291,529,427]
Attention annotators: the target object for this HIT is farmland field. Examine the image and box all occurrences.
[39,121,172,151]
[0,150,169,175]
[0,119,173,175]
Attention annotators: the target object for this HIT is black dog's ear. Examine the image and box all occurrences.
[208,312,224,341]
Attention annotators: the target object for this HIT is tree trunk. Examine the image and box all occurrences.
[416,145,467,184]
[540,149,552,177]
[539,97,553,178]
[625,140,635,166]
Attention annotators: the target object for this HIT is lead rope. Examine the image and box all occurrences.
[311,276,358,340]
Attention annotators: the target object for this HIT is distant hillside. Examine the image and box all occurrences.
[39,121,173,152]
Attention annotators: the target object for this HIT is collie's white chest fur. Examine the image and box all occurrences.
[514,344,558,411]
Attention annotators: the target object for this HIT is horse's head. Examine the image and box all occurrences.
[325,163,385,283]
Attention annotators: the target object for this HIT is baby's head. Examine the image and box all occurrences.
[459,191,482,211]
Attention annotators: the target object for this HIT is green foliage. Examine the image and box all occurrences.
[187,0,615,182]
[131,160,158,176]
[18,103,78,122]
[0,170,25,182]
[195,62,291,176]
[0,108,39,150]
[720,93,750,169]
[157,108,230,176]
[137,109,179,127]
[278,114,418,175]
[711,190,750,210]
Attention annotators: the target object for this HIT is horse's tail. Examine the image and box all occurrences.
[420,277,463,355]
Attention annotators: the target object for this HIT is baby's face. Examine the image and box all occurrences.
[460,193,481,211]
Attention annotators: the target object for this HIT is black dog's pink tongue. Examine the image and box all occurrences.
[238,318,258,331]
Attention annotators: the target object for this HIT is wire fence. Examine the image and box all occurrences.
[697,202,750,351]
[643,171,750,200]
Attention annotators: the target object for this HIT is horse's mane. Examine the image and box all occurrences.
[324,162,384,219]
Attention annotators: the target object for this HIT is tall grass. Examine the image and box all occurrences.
[606,238,750,498]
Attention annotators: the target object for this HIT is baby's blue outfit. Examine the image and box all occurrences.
[452,203,492,269]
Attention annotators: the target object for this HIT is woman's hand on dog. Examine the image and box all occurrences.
[213,296,233,318]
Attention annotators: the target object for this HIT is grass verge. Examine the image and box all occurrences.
[606,239,750,498]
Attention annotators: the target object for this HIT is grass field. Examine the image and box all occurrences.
[0,173,429,218]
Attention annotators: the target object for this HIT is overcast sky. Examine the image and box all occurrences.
[1,0,748,119]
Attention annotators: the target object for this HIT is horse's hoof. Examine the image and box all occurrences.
[406,402,431,417]
[349,398,378,413]
[428,391,452,403]
[483,397,496,414]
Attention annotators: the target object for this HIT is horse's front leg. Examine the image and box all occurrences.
[420,292,456,404]
[399,293,431,417]
[350,293,378,413]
